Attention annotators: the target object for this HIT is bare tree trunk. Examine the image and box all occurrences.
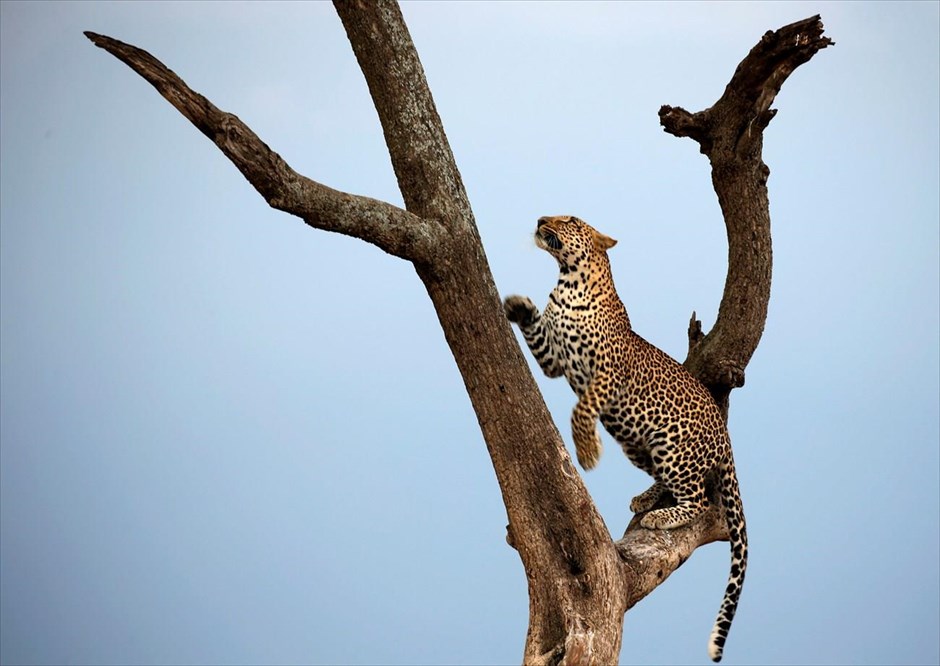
[85,4,831,663]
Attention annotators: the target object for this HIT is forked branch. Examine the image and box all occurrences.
[659,16,833,413]
[84,14,623,663]
[83,31,437,263]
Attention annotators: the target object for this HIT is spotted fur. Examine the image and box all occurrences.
[504,216,747,663]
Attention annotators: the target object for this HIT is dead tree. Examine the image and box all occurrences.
[85,4,831,663]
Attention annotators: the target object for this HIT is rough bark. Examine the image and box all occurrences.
[85,6,830,664]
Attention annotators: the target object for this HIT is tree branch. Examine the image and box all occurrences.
[618,491,728,610]
[659,16,832,412]
[82,30,437,263]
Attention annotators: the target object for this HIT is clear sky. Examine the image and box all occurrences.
[1,2,938,665]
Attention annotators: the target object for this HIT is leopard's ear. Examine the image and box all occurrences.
[593,231,618,252]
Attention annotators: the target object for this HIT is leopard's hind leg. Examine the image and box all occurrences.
[606,427,667,514]
[640,442,710,530]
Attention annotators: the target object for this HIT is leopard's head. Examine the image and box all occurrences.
[534,215,617,269]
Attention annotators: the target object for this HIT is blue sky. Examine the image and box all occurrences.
[1,2,938,665]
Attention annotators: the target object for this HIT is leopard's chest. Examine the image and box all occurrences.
[543,297,601,396]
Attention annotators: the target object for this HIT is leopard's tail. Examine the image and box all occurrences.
[708,459,748,663]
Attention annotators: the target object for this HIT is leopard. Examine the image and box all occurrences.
[503,215,747,663]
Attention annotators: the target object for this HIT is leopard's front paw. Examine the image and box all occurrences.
[503,295,538,327]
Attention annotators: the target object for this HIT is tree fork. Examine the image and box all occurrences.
[85,5,831,663]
